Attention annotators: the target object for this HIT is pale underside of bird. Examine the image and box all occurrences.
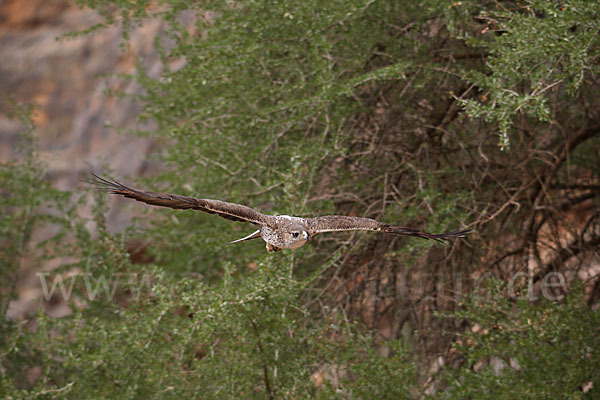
[89,174,471,252]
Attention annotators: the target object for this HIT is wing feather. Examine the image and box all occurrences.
[87,174,266,225]
[306,215,470,242]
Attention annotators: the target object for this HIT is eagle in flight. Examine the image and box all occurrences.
[89,174,471,252]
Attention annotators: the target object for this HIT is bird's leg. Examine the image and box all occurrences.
[266,243,281,252]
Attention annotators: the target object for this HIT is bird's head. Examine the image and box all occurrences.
[287,229,309,249]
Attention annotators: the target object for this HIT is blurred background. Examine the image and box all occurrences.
[1,0,599,397]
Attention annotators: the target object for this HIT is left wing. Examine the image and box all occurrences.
[306,215,470,242]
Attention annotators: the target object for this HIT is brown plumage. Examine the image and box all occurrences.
[306,215,470,242]
[88,174,471,251]
[89,174,266,224]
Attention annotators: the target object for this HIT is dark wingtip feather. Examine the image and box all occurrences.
[384,226,472,242]
[83,173,129,193]
[81,173,110,190]
[431,228,472,240]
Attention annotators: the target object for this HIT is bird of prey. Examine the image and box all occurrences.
[89,174,471,252]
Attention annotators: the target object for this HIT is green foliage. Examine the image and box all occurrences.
[436,281,600,399]
[113,0,413,275]
[459,0,600,148]
[337,338,417,399]
[0,102,137,397]
[0,102,73,319]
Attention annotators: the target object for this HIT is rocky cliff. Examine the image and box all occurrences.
[1,0,163,318]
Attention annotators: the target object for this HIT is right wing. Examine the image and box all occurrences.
[88,174,267,225]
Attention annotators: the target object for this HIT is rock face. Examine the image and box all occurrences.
[0,0,160,188]
[1,0,164,319]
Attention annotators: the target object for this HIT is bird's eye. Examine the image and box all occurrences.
[292,232,299,238]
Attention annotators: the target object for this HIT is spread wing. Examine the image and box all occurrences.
[88,174,267,225]
[306,215,471,242]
